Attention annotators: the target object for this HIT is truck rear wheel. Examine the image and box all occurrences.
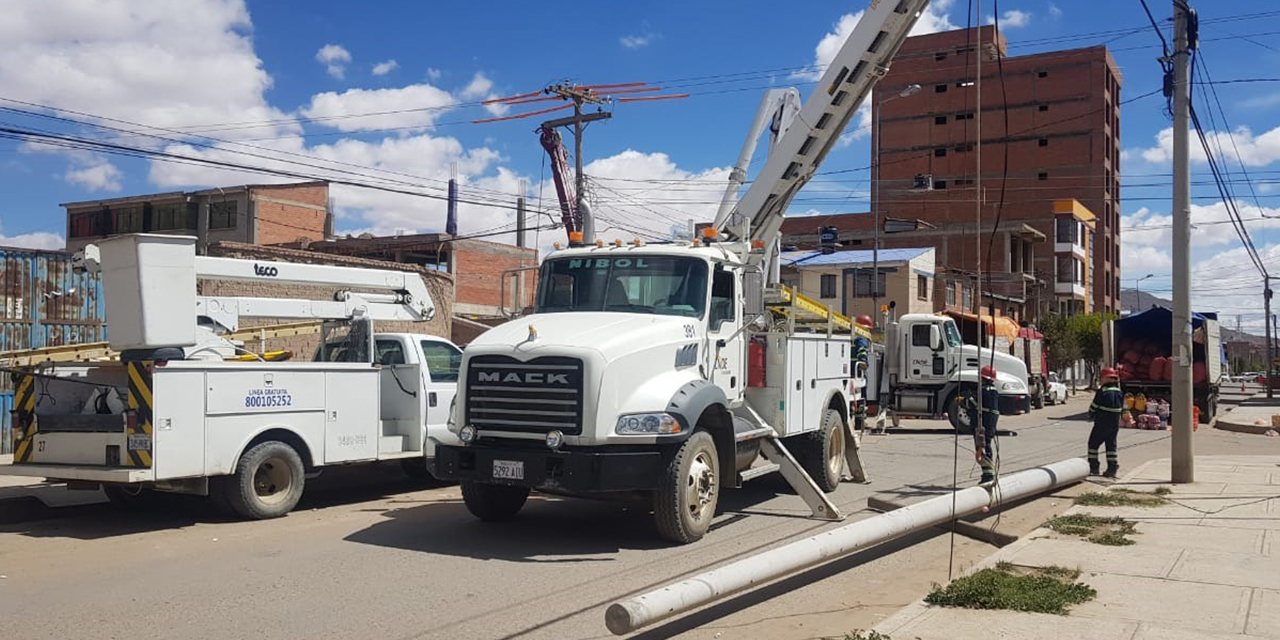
[948,388,976,435]
[796,408,845,492]
[461,482,529,521]
[103,485,163,510]
[654,431,719,544]
[219,441,305,520]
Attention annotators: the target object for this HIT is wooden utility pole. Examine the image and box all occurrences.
[543,83,610,243]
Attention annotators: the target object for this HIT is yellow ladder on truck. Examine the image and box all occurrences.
[769,285,872,339]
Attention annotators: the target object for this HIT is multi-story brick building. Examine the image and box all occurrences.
[62,181,331,252]
[858,25,1121,317]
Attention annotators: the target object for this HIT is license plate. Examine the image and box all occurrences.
[492,459,524,480]
[127,434,152,451]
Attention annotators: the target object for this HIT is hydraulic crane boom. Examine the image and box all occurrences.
[538,124,581,236]
[713,0,930,257]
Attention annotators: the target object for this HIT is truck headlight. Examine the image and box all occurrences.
[615,413,682,435]
[1001,382,1026,392]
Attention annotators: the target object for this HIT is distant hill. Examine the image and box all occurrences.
[1120,288,1265,345]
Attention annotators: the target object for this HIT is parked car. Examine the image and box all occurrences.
[1046,372,1069,405]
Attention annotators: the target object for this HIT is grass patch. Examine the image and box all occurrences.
[1154,486,1173,496]
[828,632,891,640]
[925,564,1096,615]
[1045,513,1140,545]
[1075,488,1168,508]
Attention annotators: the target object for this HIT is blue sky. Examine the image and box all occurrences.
[1,1,1278,328]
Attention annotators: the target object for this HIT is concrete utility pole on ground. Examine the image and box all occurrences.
[1170,0,1195,483]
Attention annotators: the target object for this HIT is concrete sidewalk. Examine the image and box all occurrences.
[875,456,1280,639]
[1216,399,1280,436]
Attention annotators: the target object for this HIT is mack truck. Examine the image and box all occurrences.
[3,234,463,518]
[432,0,939,543]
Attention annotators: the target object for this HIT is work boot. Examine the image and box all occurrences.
[1089,461,1100,476]
[1103,465,1119,479]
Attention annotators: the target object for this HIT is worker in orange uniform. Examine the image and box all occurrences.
[1088,367,1125,477]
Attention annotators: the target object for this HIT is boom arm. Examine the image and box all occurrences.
[714,88,802,225]
[713,0,930,254]
[192,255,436,332]
[538,124,580,236]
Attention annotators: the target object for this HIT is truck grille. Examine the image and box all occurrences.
[465,356,584,435]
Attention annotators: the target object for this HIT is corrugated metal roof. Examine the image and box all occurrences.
[779,247,932,267]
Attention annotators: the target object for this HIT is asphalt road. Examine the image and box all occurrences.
[0,389,1267,640]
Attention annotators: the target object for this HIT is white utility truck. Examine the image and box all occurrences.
[865,311,1030,433]
[433,0,934,543]
[5,234,461,518]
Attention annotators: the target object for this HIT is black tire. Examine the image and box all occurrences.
[1032,389,1046,410]
[948,387,977,435]
[103,485,162,510]
[461,481,529,521]
[795,408,845,492]
[653,431,719,544]
[1199,397,1216,424]
[219,440,305,520]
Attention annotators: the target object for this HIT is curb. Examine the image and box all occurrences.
[1212,419,1277,435]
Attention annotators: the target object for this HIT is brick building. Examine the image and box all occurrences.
[63,181,331,252]
[293,233,537,343]
[861,26,1121,317]
[779,247,937,320]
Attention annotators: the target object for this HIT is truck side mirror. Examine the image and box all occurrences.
[929,325,943,351]
[743,270,764,316]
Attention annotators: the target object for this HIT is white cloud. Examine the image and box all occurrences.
[1121,201,1280,249]
[0,0,296,141]
[1139,124,1280,167]
[301,84,457,133]
[459,72,508,116]
[620,33,656,49]
[1049,3,1063,18]
[1121,245,1171,273]
[316,43,351,79]
[0,220,65,250]
[371,59,398,76]
[580,150,731,248]
[64,160,123,192]
[799,1,956,82]
[987,9,1031,29]
[426,67,443,82]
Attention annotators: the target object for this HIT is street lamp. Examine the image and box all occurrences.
[873,83,921,324]
[1133,273,1155,311]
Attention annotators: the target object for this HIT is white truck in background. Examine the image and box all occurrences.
[4,234,462,518]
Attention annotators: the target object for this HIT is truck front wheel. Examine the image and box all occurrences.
[654,431,719,544]
[461,482,529,521]
[219,441,305,519]
[948,388,976,435]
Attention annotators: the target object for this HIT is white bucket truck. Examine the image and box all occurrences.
[5,234,461,518]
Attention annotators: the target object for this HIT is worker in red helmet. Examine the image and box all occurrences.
[1088,366,1125,477]
[852,315,873,371]
[963,365,1001,484]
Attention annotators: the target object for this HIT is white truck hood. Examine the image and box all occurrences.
[466,312,694,361]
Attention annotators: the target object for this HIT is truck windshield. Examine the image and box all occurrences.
[943,320,963,347]
[536,255,708,318]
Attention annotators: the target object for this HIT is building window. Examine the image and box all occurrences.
[934,84,948,93]
[917,275,929,301]
[69,211,110,239]
[1038,104,1049,112]
[954,178,974,186]
[954,143,974,153]
[961,284,973,310]
[946,281,957,306]
[934,115,947,125]
[955,112,974,121]
[934,147,947,157]
[113,206,143,233]
[1038,172,1049,181]
[820,273,837,299]
[209,200,238,230]
[934,180,948,189]
[152,202,194,231]
[1038,138,1049,147]
[1038,71,1049,78]
[935,51,948,61]
[1055,218,1078,244]
[853,268,886,298]
[956,81,974,88]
